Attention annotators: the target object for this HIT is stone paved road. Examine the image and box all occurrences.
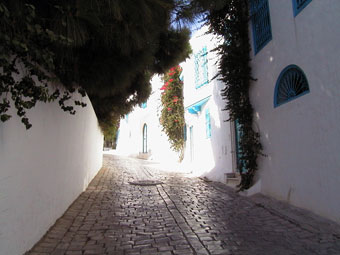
[27,154,340,255]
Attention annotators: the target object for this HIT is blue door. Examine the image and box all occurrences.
[235,119,246,173]
[189,126,194,162]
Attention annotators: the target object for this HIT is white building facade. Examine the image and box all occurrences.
[248,0,340,223]
[181,27,235,182]
[116,27,236,181]
[116,75,180,165]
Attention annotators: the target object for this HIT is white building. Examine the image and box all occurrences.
[116,75,180,165]
[248,0,340,223]
[116,26,236,182]
[181,26,235,181]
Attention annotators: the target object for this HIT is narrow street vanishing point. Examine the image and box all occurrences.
[28,155,340,255]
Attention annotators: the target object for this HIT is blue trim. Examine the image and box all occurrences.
[250,0,272,55]
[234,119,246,173]
[194,46,209,89]
[205,108,211,138]
[292,0,312,17]
[274,65,310,108]
[186,96,211,115]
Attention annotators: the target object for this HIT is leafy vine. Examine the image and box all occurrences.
[0,3,86,129]
[160,65,185,158]
[207,0,263,190]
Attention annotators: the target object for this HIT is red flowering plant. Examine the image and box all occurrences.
[160,65,185,158]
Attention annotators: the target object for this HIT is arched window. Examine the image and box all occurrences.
[274,65,310,107]
[292,0,312,17]
[142,124,147,153]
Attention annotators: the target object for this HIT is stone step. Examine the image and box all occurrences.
[224,172,241,188]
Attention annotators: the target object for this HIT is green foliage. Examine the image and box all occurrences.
[206,0,263,190]
[0,2,86,129]
[160,66,185,157]
[103,119,120,149]
[0,0,193,131]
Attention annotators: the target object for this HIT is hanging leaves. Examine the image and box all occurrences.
[0,3,85,129]
[207,0,263,190]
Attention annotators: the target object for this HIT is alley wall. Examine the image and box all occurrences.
[0,90,103,254]
[250,0,340,223]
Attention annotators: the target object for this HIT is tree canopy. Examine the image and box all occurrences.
[2,0,223,129]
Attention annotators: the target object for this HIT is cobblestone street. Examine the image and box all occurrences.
[28,154,340,255]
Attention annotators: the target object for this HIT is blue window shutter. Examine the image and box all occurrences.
[195,46,209,89]
[205,108,211,138]
[250,0,272,54]
[292,0,312,16]
[194,52,200,88]
[274,65,310,107]
[201,46,208,86]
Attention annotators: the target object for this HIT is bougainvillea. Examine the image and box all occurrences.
[160,66,185,158]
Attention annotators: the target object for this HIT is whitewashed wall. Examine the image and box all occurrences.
[250,0,340,222]
[0,91,103,254]
[182,26,234,182]
[116,76,180,163]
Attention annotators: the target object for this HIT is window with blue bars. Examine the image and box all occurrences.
[183,124,187,141]
[249,0,272,54]
[274,65,310,107]
[292,0,312,16]
[194,46,208,89]
[205,108,211,138]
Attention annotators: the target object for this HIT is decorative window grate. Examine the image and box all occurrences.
[274,65,310,107]
[205,108,211,138]
[194,46,208,89]
[183,124,187,141]
[292,0,312,16]
[249,0,272,54]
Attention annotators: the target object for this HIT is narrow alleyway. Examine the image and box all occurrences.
[27,154,340,255]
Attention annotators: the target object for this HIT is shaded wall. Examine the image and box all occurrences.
[250,0,340,222]
[0,92,103,254]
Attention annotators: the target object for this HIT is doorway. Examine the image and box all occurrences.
[142,124,147,153]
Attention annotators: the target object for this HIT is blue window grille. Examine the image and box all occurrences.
[141,102,147,109]
[249,0,272,54]
[205,108,211,138]
[274,65,310,107]
[292,0,312,16]
[194,46,208,89]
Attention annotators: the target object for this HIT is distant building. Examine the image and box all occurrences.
[116,75,180,165]
[116,26,236,181]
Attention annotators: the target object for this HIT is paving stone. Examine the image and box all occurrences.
[25,155,340,255]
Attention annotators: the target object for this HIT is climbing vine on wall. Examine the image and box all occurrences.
[0,3,86,129]
[160,66,185,157]
[206,0,263,190]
